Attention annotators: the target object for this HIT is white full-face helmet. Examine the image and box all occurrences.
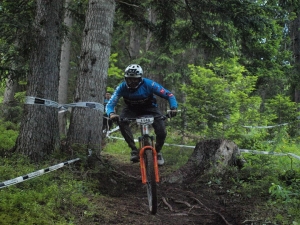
[124,64,143,89]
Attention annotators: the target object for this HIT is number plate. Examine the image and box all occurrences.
[136,117,154,125]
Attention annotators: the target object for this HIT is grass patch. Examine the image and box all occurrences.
[0,154,100,225]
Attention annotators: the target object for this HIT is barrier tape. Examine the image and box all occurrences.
[2,144,298,190]
[239,149,300,161]
[0,158,80,189]
[239,149,287,156]
[243,123,289,129]
[107,132,300,160]
[25,96,104,113]
[105,126,120,137]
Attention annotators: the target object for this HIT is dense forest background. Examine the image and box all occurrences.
[1,0,300,224]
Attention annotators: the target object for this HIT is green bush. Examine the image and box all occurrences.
[0,154,96,225]
[0,120,19,152]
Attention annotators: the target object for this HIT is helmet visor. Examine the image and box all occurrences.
[125,77,141,89]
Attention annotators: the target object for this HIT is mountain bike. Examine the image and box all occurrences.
[120,114,167,215]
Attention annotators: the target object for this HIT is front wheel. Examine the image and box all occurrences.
[144,149,157,215]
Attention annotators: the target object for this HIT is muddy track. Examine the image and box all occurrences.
[93,159,250,225]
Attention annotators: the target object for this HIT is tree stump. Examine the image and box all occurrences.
[165,139,244,183]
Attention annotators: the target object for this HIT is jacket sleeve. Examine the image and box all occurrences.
[150,80,178,109]
[106,84,122,116]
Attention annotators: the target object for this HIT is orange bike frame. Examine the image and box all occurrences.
[139,146,160,184]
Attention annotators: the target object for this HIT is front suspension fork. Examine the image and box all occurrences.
[139,145,160,184]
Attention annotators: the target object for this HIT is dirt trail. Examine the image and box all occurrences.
[92,155,255,225]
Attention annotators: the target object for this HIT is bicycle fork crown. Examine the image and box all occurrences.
[142,125,149,134]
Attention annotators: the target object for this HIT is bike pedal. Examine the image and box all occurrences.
[130,159,140,163]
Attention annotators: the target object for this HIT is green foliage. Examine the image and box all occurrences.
[0,154,98,225]
[0,120,18,152]
[108,53,122,79]
[182,57,262,139]
[211,151,300,224]
[0,0,34,81]
[262,95,300,137]
[106,53,123,93]
[264,95,299,123]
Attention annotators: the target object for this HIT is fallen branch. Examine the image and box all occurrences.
[119,170,139,179]
[190,197,211,212]
[170,213,188,216]
[188,212,214,216]
[174,200,192,208]
[128,210,148,216]
[242,219,267,224]
[190,197,232,225]
[162,197,173,212]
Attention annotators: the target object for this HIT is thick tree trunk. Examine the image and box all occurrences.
[14,0,63,162]
[166,139,244,184]
[58,0,73,137]
[67,0,116,156]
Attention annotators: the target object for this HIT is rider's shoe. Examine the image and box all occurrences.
[157,152,164,166]
[130,149,139,163]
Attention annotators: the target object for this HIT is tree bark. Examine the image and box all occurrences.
[291,15,300,104]
[3,78,17,104]
[165,139,244,184]
[58,0,73,136]
[14,0,63,162]
[67,0,116,156]
[129,26,140,60]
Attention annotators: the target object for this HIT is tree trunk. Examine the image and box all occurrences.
[1,77,20,123]
[166,139,244,184]
[291,15,300,103]
[129,26,140,60]
[3,78,17,104]
[58,0,73,137]
[67,0,116,156]
[146,8,156,52]
[14,0,63,162]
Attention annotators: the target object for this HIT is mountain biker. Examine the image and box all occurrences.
[106,64,178,166]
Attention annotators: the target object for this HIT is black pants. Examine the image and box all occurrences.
[118,107,167,153]
[103,113,113,131]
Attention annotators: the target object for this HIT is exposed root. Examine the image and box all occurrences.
[162,197,173,212]
[174,200,192,207]
[190,196,232,225]
[128,210,148,216]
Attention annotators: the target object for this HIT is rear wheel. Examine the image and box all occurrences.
[144,149,157,215]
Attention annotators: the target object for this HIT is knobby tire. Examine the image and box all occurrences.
[145,149,157,215]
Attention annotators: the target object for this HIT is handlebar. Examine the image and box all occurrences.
[120,114,167,122]
[109,109,181,121]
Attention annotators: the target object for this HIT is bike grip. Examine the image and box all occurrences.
[166,109,181,112]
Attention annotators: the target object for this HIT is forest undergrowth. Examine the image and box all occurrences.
[1,131,300,224]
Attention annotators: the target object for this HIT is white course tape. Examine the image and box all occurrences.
[0,158,80,189]
[63,102,104,111]
[25,96,104,113]
[287,153,300,160]
[239,149,287,156]
[164,143,195,148]
[104,116,300,160]
[243,123,289,129]
[25,96,59,108]
[240,149,300,161]
[107,134,300,161]
[106,126,120,136]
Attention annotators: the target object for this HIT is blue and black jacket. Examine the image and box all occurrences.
[106,78,178,116]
